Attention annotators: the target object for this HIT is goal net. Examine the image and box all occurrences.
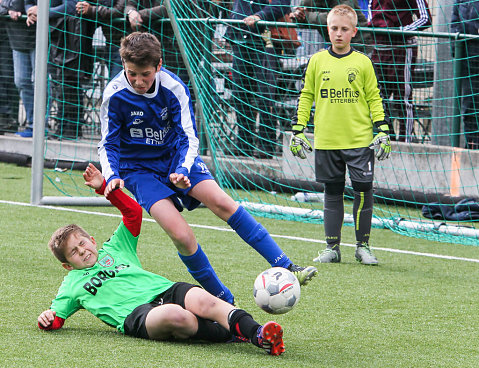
[28,0,479,245]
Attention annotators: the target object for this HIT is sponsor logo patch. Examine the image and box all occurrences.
[98,254,114,267]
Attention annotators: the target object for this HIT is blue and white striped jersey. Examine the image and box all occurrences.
[98,68,199,183]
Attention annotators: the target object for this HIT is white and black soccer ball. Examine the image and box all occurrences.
[253,267,301,314]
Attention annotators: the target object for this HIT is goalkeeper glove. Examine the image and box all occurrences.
[369,123,391,161]
[290,124,313,159]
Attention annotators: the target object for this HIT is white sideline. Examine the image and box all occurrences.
[2,199,479,264]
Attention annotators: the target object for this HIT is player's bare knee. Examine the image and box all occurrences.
[167,309,191,329]
[169,230,197,254]
[207,195,238,220]
[194,291,218,316]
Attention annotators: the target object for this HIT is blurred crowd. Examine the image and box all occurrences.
[0,0,478,148]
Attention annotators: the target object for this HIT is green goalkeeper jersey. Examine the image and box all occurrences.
[50,223,174,333]
[295,48,386,149]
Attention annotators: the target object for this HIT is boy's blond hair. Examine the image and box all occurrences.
[120,32,162,68]
[327,4,358,28]
[48,224,90,263]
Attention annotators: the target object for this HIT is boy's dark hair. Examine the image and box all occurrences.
[120,32,163,68]
[49,224,90,263]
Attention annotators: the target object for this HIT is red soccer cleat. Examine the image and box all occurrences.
[257,321,285,356]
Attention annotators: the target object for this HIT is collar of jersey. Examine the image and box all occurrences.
[328,47,354,59]
[123,72,158,96]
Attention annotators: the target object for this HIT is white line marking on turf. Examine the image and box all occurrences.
[2,199,479,263]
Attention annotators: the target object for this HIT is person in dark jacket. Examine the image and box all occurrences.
[451,0,479,149]
[368,0,432,143]
[0,0,19,134]
[290,0,372,53]
[26,0,95,139]
[76,0,127,79]
[225,0,290,158]
[125,0,188,84]
[1,0,36,137]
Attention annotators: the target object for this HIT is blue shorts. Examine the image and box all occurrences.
[121,156,214,213]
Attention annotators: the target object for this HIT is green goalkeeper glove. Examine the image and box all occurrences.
[290,124,313,159]
[369,123,391,161]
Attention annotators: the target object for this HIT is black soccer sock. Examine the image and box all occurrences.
[323,193,344,247]
[227,309,261,346]
[192,316,233,342]
[353,189,373,244]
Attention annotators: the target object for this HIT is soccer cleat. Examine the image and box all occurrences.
[257,321,284,356]
[313,245,341,263]
[287,264,318,286]
[227,335,250,343]
[355,243,378,265]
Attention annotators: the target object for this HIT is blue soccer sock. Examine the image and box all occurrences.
[178,244,234,304]
[227,206,291,268]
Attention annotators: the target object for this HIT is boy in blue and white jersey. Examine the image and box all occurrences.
[98,32,317,305]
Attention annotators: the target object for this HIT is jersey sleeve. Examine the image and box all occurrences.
[49,280,83,320]
[166,82,200,177]
[294,56,316,129]
[403,0,432,31]
[96,180,143,237]
[98,93,122,184]
[364,59,387,125]
[38,316,65,331]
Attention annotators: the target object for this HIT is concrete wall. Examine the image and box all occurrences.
[2,133,478,198]
[282,133,479,197]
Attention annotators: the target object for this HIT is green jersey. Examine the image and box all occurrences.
[50,223,174,333]
[296,48,386,149]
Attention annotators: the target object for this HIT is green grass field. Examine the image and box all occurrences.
[1,161,479,367]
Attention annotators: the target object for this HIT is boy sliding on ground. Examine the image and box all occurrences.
[37,164,285,356]
[98,32,317,304]
[289,5,391,265]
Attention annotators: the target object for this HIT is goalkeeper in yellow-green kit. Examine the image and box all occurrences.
[289,4,391,265]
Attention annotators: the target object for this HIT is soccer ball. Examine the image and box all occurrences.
[253,267,301,314]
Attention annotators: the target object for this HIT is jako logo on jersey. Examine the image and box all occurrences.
[98,254,114,267]
[131,111,144,116]
[132,118,143,125]
[83,263,130,295]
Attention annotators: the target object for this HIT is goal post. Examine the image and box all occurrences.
[28,0,479,244]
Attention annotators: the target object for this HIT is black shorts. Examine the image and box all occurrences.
[123,282,198,339]
[315,147,374,183]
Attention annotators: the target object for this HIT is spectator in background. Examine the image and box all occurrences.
[76,0,126,80]
[368,0,432,142]
[451,0,479,149]
[225,0,290,158]
[357,0,368,17]
[125,0,189,84]
[290,0,372,54]
[0,0,19,135]
[27,0,95,139]
[1,0,36,138]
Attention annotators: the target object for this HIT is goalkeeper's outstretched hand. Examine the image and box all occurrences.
[290,125,313,159]
[369,129,391,161]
